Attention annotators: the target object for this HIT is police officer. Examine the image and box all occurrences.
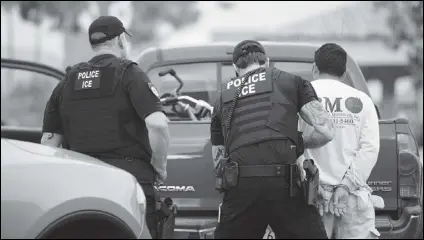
[211,40,334,239]
[41,16,170,239]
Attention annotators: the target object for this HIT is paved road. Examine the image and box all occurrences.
[420,147,423,163]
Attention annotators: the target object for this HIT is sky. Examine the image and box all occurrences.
[163,1,355,45]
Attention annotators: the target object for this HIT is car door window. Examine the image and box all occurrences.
[147,63,218,121]
[1,68,58,127]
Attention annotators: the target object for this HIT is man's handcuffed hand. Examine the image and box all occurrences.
[316,185,331,216]
[329,185,349,217]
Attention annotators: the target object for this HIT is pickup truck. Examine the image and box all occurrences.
[1,41,422,239]
[134,42,422,239]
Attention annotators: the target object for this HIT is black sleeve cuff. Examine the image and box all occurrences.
[211,132,225,145]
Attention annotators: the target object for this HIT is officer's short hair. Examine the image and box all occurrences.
[233,40,267,69]
[314,43,347,77]
[90,38,117,51]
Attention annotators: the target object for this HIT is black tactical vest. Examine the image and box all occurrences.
[221,67,300,159]
[59,57,146,155]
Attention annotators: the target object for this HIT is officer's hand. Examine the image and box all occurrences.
[295,157,306,182]
[155,178,163,186]
[330,186,349,217]
[155,171,167,185]
[316,185,331,216]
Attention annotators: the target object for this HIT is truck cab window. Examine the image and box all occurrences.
[147,63,218,121]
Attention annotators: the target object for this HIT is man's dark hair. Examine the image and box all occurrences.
[235,52,267,69]
[314,43,347,77]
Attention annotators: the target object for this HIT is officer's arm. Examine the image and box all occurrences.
[41,81,65,147]
[146,112,171,183]
[299,101,334,148]
[210,99,225,170]
[41,133,63,147]
[124,65,170,183]
[296,78,334,148]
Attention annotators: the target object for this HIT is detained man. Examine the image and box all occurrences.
[298,43,383,239]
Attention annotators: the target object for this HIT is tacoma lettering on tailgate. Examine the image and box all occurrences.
[157,186,196,192]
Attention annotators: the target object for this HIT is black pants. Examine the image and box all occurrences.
[140,184,159,239]
[214,140,328,239]
[99,157,159,239]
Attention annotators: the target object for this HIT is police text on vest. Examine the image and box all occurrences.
[240,84,255,96]
[222,71,272,103]
[75,69,101,90]
[227,72,266,90]
[81,80,92,88]
[78,70,100,79]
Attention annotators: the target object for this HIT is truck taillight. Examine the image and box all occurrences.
[397,133,421,199]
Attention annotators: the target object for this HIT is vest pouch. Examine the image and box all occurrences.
[265,97,300,161]
[215,158,239,192]
[215,157,228,193]
[68,107,124,152]
[222,160,239,190]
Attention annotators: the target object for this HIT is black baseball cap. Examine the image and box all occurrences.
[232,40,266,64]
[88,16,132,45]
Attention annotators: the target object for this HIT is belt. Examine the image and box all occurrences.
[238,164,298,178]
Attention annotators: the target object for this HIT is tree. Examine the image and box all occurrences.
[374,1,423,88]
[130,1,201,42]
[1,1,234,43]
[375,1,423,143]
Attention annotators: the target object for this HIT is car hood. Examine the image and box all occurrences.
[1,138,116,169]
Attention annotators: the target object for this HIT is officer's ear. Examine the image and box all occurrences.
[118,36,124,49]
[118,34,127,50]
[265,57,270,68]
[312,62,320,80]
[232,63,240,77]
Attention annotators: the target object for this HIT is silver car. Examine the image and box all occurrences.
[1,138,151,239]
[1,58,151,238]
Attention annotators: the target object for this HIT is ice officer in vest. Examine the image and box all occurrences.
[41,16,170,238]
[210,40,335,239]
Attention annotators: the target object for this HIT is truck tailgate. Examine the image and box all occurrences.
[367,121,398,210]
[160,122,222,211]
[162,121,400,211]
